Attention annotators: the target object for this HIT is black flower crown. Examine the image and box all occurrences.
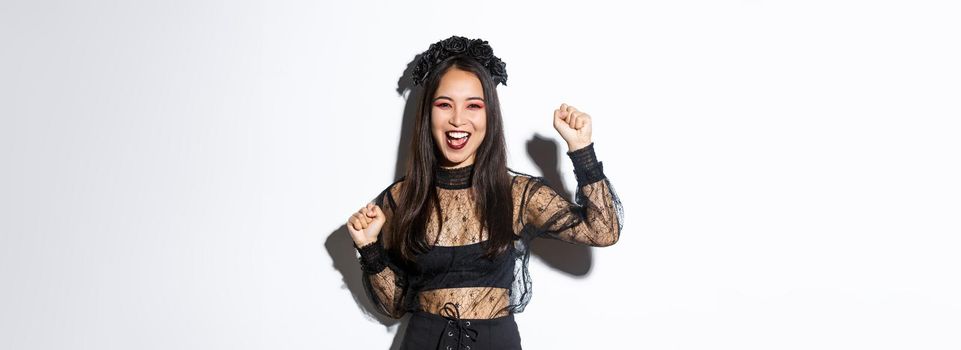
[410,35,508,87]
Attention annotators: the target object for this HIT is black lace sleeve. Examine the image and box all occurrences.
[355,180,409,319]
[517,143,624,246]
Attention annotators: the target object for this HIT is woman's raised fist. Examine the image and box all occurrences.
[347,203,386,247]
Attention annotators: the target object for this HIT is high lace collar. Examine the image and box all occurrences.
[435,163,474,190]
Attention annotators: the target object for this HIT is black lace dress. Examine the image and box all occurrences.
[354,143,623,349]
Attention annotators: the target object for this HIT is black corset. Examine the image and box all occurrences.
[411,240,515,291]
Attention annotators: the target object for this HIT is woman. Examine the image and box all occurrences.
[346,35,623,350]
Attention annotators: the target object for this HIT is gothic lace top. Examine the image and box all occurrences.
[353,142,623,319]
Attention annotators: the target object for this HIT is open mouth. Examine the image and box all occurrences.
[445,131,471,150]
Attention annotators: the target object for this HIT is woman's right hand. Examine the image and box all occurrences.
[347,203,386,247]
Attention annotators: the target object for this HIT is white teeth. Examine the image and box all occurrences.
[447,131,470,139]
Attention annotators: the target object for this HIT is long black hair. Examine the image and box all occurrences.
[386,55,513,264]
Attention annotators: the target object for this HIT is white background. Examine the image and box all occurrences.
[2,0,959,349]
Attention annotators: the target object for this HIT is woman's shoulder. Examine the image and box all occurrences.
[508,169,531,184]
[374,177,406,209]
[507,168,549,191]
[384,176,406,191]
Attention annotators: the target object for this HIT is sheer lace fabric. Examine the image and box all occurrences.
[355,143,623,320]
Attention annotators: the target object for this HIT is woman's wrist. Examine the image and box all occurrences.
[354,238,388,274]
[566,141,592,153]
[353,238,376,248]
[566,142,606,185]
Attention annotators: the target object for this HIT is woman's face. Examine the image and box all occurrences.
[431,67,487,168]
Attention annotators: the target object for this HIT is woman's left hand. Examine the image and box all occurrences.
[553,103,593,152]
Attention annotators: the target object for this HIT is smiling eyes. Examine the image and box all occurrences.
[434,102,484,110]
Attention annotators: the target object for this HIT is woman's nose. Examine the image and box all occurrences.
[449,109,465,126]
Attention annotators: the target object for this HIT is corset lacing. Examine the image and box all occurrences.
[438,302,478,350]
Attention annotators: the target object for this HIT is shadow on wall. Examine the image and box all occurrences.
[323,55,595,349]
[523,135,594,276]
[324,224,411,350]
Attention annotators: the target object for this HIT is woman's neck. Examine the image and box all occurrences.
[435,163,474,190]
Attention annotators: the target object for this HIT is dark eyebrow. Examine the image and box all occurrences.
[433,96,486,102]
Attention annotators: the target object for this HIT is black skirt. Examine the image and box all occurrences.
[400,304,522,350]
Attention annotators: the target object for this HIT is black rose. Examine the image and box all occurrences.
[411,36,507,86]
[412,57,432,85]
[489,58,508,85]
[427,46,446,64]
[468,39,493,63]
[441,36,469,54]
[411,69,422,85]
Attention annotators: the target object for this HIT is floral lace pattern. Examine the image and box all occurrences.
[356,143,623,319]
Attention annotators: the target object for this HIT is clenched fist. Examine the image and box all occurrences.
[347,203,386,247]
[553,103,593,152]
